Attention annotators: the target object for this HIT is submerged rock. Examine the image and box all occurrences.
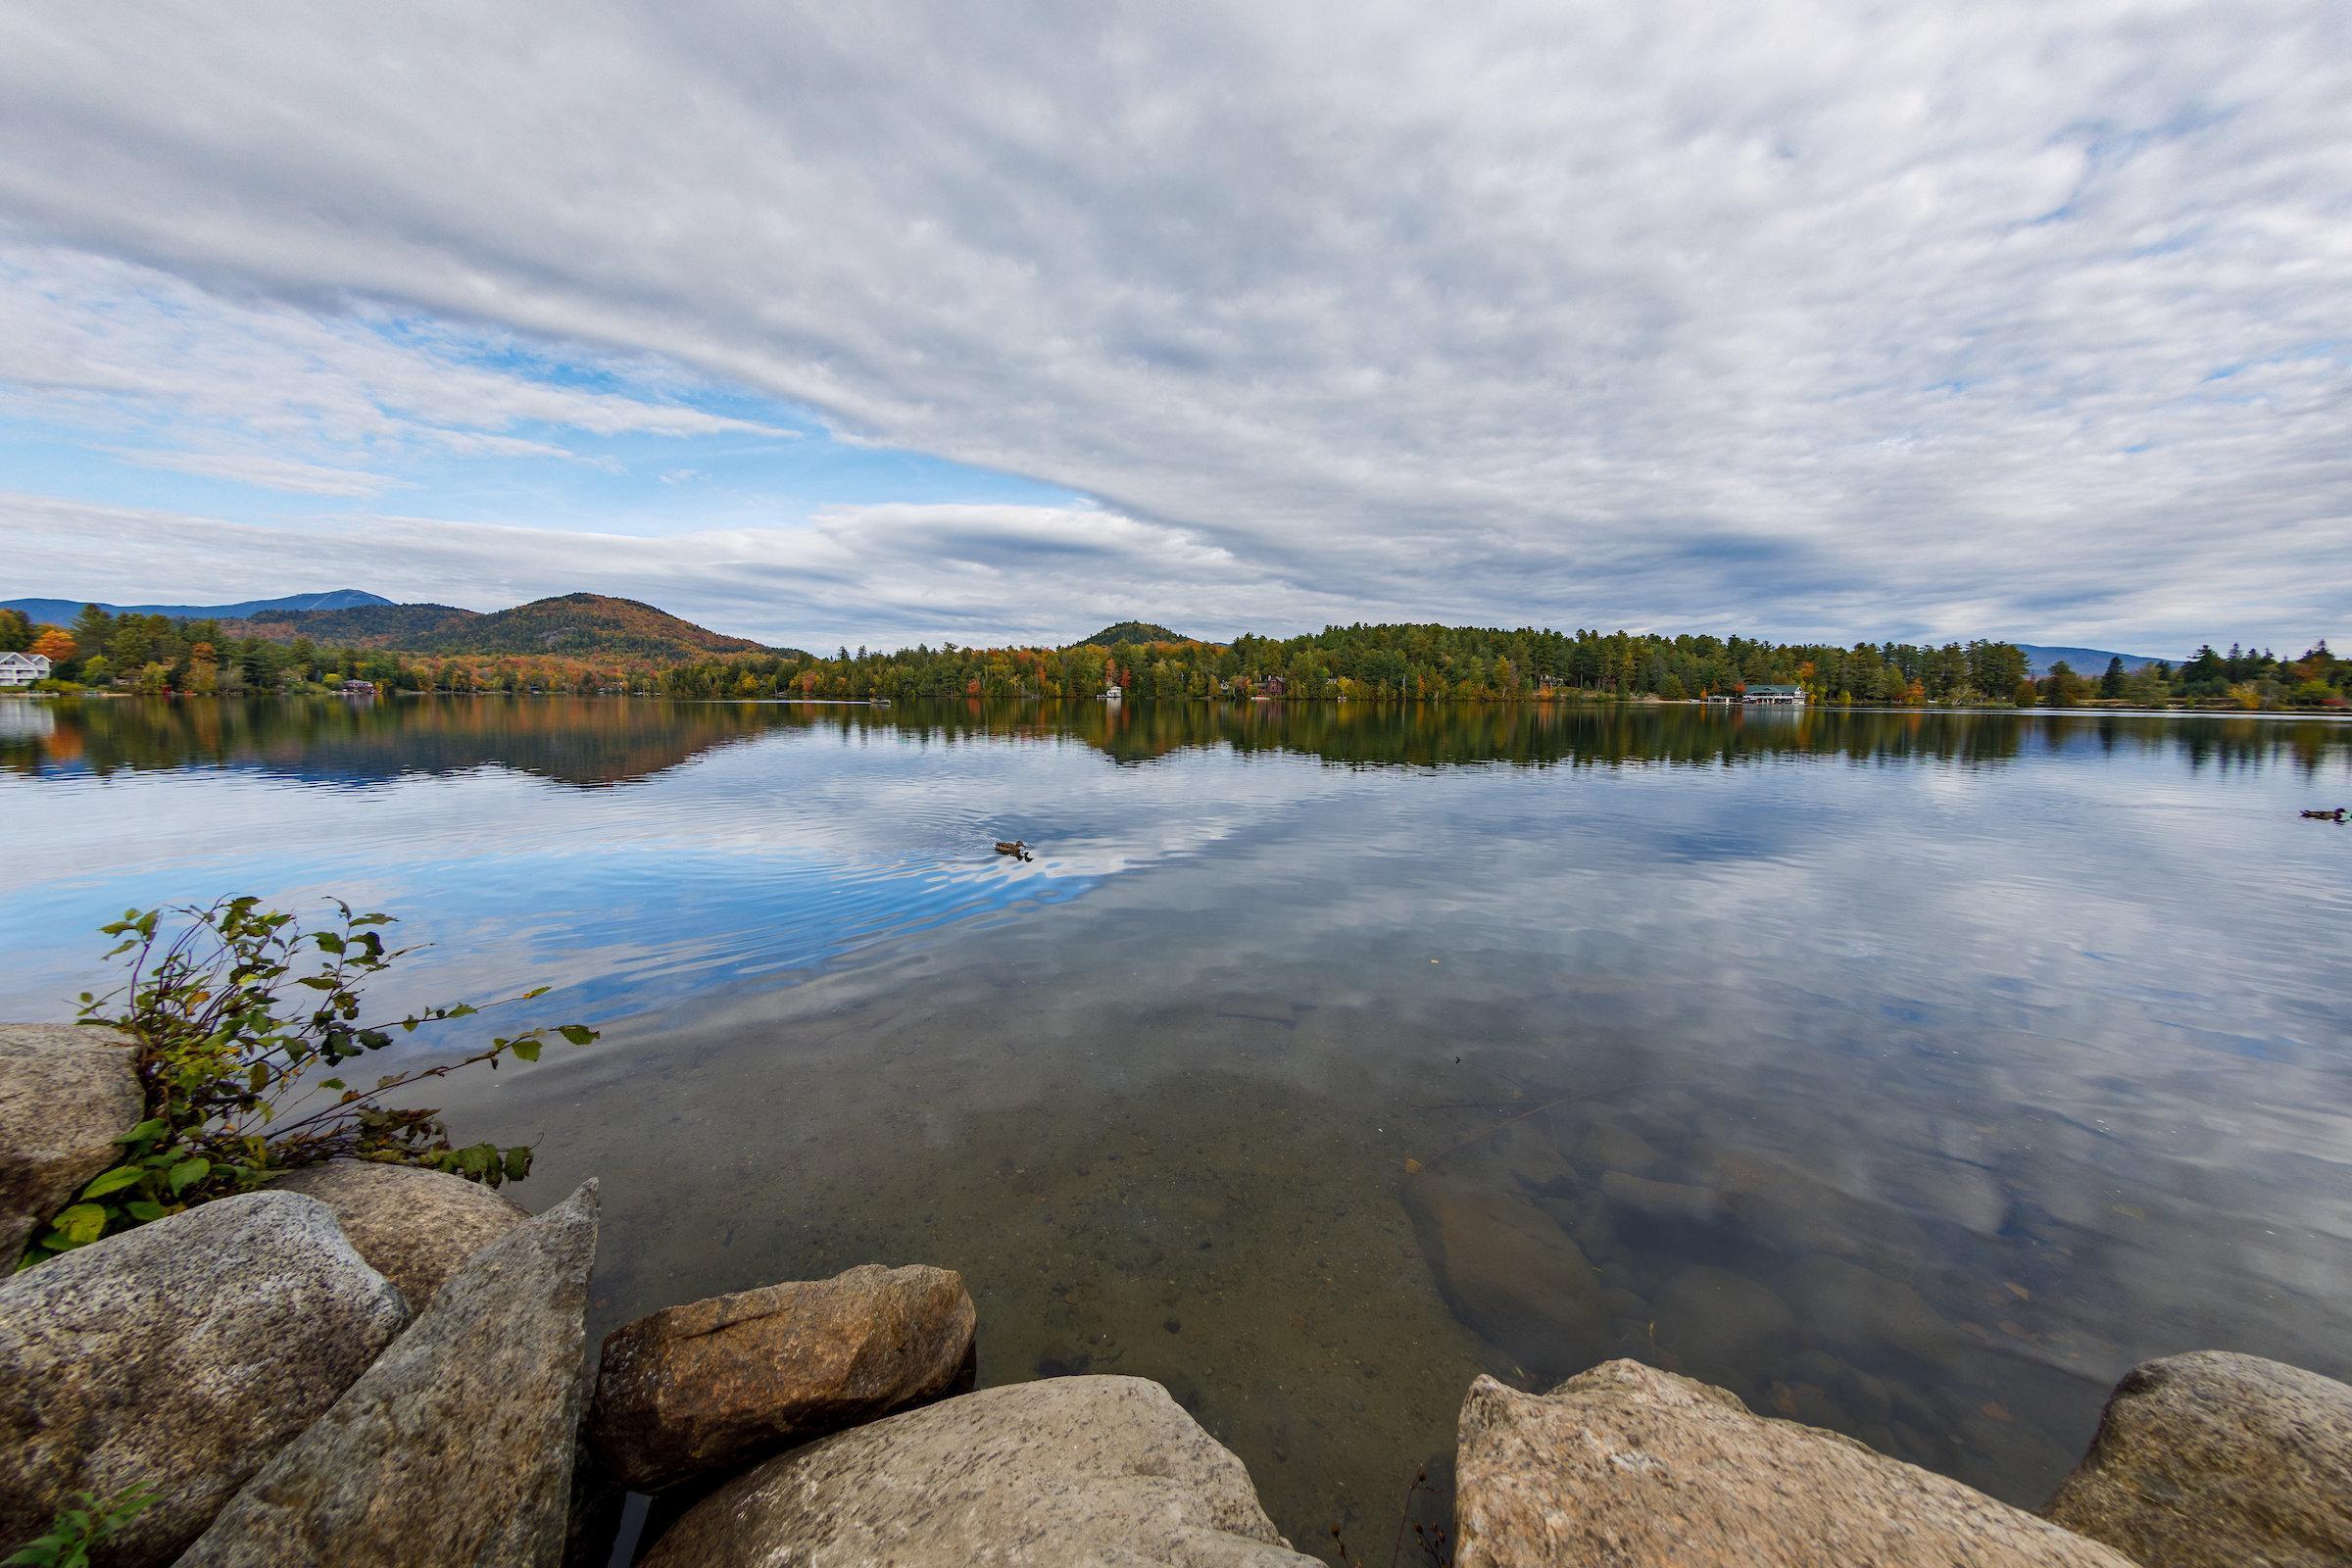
[2043,1350,2352,1568]
[0,1023,142,1265]
[588,1262,977,1491]
[1453,1359,2133,1567]
[1400,1174,1609,1382]
[0,1191,407,1568]
[1649,1263,1795,1390]
[1599,1169,1733,1246]
[1776,1252,1953,1369]
[177,1181,600,1568]
[270,1159,529,1312]
[639,1375,1317,1567]
[1572,1120,1663,1176]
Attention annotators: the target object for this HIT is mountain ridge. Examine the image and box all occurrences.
[2,589,391,624]
[225,592,773,662]
[2015,643,2163,677]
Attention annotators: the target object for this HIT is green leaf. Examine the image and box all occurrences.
[314,932,345,956]
[78,1167,144,1200]
[123,1200,167,1223]
[53,1203,107,1247]
[511,1039,541,1062]
[557,1024,596,1047]
[167,1158,211,1195]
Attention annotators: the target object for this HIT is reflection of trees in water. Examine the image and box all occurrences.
[1,697,787,788]
[7,697,2349,786]
[779,701,2352,774]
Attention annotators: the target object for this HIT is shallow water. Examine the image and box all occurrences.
[5,696,2350,1554]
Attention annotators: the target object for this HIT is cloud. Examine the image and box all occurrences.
[109,448,403,498]
[0,1,2346,650]
[0,243,794,488]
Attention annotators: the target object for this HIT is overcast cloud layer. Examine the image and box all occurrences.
[2,1,2347,652]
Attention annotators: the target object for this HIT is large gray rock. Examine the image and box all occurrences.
[589,1262,976,1491]
[0,1023,142,1265]
[1400,1174,1609,1382]
[2043,1350,2352,1568]
[1453,1359,2134,1568]
[0,1191,407,1568]
[639,1375,1318,1567]
[177,1180,599,1568]
[270,1159,528,1312]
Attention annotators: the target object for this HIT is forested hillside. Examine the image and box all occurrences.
[1070,621,1187,648]
[228,594,765,661]
[225,603,481,646]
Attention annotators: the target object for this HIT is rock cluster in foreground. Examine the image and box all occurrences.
[639,1376,1320,1567]
[0,1191,408,1567]
[2043,1348,2352,1568]
[177,1181,600,1567]
[589,1261,976,1491]
[270,1157,531,1311]
[0,1023,142,1264]
[1455,1359,2132,1567]
[4,1018,2349,1568]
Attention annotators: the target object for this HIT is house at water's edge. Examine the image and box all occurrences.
[0,652,50,688]
[1744,683,1806,706]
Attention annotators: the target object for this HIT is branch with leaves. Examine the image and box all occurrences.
[19,897,596,1269]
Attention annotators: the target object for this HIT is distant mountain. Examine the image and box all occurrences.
[2,589,391,625]
[2016,644,2163,678]
[224,603,482,646]
[1070,620,1192,648]
[228,593,770,663]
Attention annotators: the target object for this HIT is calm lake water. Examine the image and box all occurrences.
[5,696,2350,1554]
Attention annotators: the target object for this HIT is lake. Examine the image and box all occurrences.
[4,695,2349,1555]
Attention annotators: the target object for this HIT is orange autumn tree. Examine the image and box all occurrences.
[30,627,75,665]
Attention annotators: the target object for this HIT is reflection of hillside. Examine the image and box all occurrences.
[2,697,788,788]
[6,697,2347,787]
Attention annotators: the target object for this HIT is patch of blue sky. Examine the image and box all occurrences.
[0,364,1087,535]
[0,422,369,521]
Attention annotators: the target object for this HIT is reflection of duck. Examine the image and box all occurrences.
[994,839,1034,860]
[2302,808,2346,821]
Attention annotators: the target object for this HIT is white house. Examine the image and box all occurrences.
[0,652,50,689]
[1743,682,1806,706]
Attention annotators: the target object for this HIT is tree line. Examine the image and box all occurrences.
[0,606,659,697]
[661,625,2049,705]
[2034,644,2348,710]
[6,604,2344,710]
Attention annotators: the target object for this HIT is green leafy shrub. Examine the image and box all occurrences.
[19,897,595,1269]
[4,1483,157,1567]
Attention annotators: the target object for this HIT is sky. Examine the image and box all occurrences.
[1,2,2346,656]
